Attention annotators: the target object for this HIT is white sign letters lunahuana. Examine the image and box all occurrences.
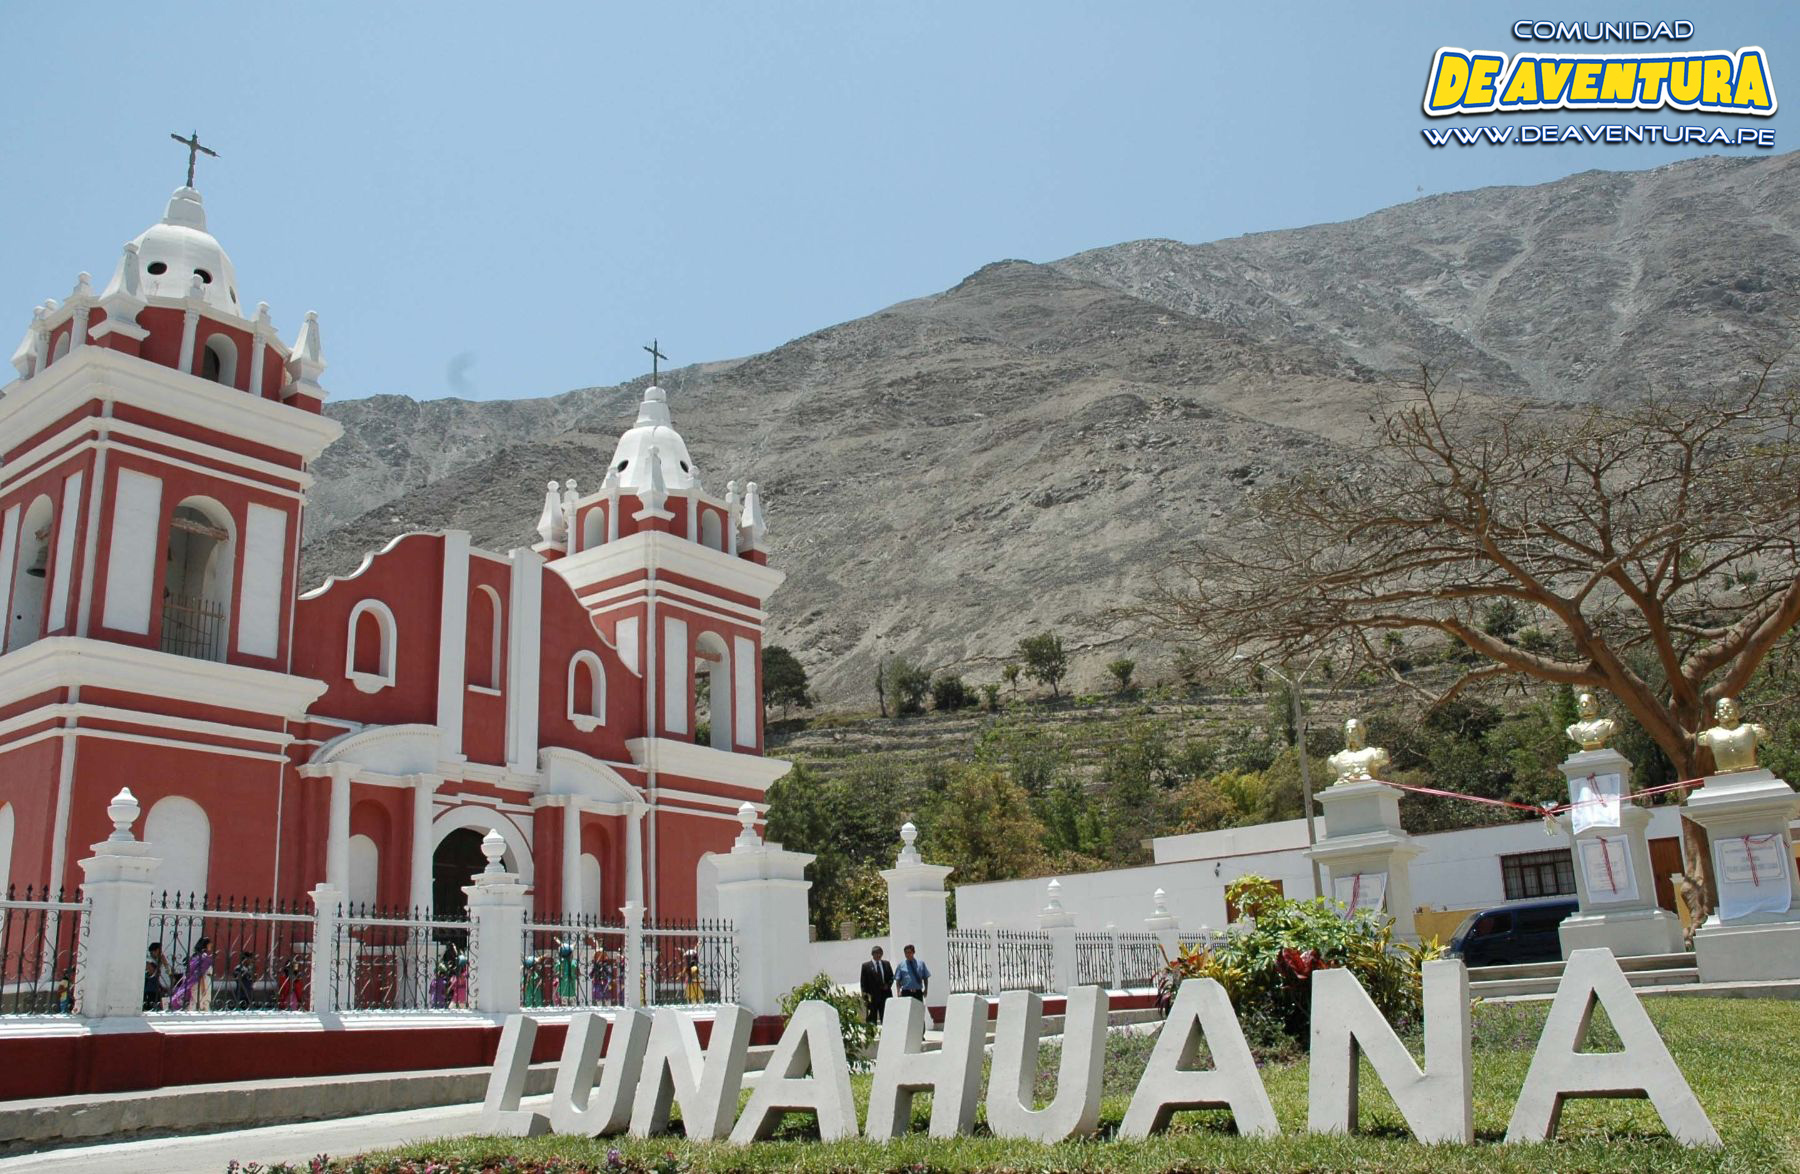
[1569,772,1622,835]
[481,952,1717,1150]
[1714,834,1793,920]
[1331,871,1387,914]
[1579,835,1637,904]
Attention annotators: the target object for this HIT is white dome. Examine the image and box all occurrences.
[102,187,243,318]
[607,386,701,491]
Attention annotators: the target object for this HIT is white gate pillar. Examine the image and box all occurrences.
[74,789,159,1019]
[464,828,530,1014]
[707,803,813,1016]
[880,821,953,1012]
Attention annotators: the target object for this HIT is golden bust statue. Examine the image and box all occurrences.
[1327,718,1391,784]
[1565,691,1618,751]
[1695,696,1769,774]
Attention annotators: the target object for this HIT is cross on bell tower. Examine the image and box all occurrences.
[643,339,667,384]
[169,130,219,188]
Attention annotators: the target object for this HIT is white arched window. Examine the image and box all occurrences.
[0,802,13,896]
[345,598,397,692]
[467,585,502,691]
[6,495,54,653]
[700,510,723,551]
[348,834,380,908]
[580,852,602,919]
[582,506,606,550]
[162,498,234,662]
[50,333,70,364]
[694,631,732,750]
[201,334,238,388]
[144,796,211,898]
[567,650,605,732]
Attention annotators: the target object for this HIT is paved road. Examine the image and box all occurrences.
[0,1098,528,1174]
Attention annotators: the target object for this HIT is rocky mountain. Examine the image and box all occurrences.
[303,153,1800,704]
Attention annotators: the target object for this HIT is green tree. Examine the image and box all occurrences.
[1001,663,1021,693]
[1107,658,1136,693]
[919,765,1048,884]
[1017,632,1069,698]
[761,645,813,717]
[929,673,970,711]
[882,656,931,716]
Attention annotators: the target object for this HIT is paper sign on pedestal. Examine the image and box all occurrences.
[1578,836,1637,905]
[1714,834,1793,920]
[1569,772,1622,836]
[1332,871,1387,914]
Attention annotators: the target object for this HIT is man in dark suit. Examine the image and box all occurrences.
[859,945,895,1024]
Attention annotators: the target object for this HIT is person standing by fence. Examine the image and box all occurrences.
[860,945,894,1023]
[895,943,930,1002]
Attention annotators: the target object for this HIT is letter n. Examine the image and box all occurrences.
[479,1015,550,1137]
[728,1001,858,1143]
[1119,978,1279,1138]
[549,1010,651,1136]
[1505,949,1720,1147]
[1308,959,1472,1143]
[866,992,986,1138]
[629,1005,752,1141]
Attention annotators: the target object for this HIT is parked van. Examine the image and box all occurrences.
[1447,898,1578,967]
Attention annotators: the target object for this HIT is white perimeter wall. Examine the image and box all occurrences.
[954,808,1693,932]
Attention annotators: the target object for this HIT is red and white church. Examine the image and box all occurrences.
[0,181,790,924]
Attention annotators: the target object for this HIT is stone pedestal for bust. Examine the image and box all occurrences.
[1308,780,1420,942]
[1554,748,1684,959]
[1682,767,1800,983]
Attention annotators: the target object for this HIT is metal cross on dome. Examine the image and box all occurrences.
[643,339,667,385]
[169,130,219,188]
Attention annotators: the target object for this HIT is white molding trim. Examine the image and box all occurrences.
[503,547,542,771]
[577,579,769,626]
[436,531,470,761]
[566,649,605,729]
[624,737,792,793]
[0,434,310,504]
[0,701,295,749]
[653,787,769,814]
[0,638,325,718]
[550,530,785,601]
[0,346,342,463]
[0,416,316,497]
[536,745,643,812]
[344,598,398,692]
[3,723,292,763]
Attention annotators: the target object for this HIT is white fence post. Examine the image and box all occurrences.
[1109,928,1123,991]
[1039,878,1077,994]
[463,829,528,1015]
[986,921,1002,996]
[308,884,344,1014]
[881,821,954,1013]
[1145,886,1180,962]
[74,788,159,1019]
[621,900,645,1008]
[708,803,815,1016]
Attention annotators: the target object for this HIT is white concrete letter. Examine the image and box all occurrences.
[866,991,986,1138]
[1505,948,1719,1147]
[985,985,1108,1141]
[479,1015,550,1137]
[1120,978,1279,1138]
[549,1009,650,1136]
[630,1004,752,1140]
[729,1000,858,1143]
[1308,958,1472,1142]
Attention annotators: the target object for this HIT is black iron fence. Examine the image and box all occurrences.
[0,886,84,1015]
[522,913,627,1008]
[336,903,474,1012]
[640,918,736,1006]
[946,927,993,994]
[145,892,313,1012]
[995,928,1053,993]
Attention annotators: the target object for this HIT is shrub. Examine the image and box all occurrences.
[1107,658,1136,693]
[1017,631,1069,697]
[778,972,878,1070]
[1162,876,1442,1042]
[930,673,971,711]
[980,682,1002,710]
[883,656,931,715]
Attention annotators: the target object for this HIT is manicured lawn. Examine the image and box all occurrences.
[303,997,1797,1173]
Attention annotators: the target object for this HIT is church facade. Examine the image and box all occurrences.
[0,183,788,922]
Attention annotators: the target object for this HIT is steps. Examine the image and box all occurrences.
[1469,951,1698,1000]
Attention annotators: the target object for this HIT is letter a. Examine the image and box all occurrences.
[629,1004,752,1141]
[1308,959,1472,1143]
[986,986,1109,1141]
[866,992,986,1139]
[1505,949,1719,1147]
[549,1010,651,1136]
[479,1015,550,1137]
[729,1000,858,1143]
[1120,978,1279,1138]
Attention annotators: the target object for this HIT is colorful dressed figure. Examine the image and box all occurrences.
[683,948,704,1004]
[556,939,578,1005]
[589,942,620,1005]
[232,951,257,1009]
[168,937,214,1011]
[450,952,470,1009]
[54,970,74,1014]
[278,957,306,1010]
[522,953,544,1008]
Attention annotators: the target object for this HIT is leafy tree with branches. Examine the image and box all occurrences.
[1107,658,1136,693]
[761,645,813,717]
[1018,631,1070,698]
[1132,358,1800,915]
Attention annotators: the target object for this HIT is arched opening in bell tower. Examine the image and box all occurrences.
[201,334,238,388]
[694,631,733,751]
[5,495,55,653]
[161,499,234,661]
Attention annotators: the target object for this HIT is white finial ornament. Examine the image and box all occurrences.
[1045,877,1065,915]
[734,801,761,849]
[1152,887,1169,917]
[741,481,767,549]
[70,272,92,301]
[897,820,921,866]
[107,788,141,842]
[535,479,565,546]
[285,311,328,401]
[481,828,508,873]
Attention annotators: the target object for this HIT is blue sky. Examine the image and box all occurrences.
[2,2,1793,401]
